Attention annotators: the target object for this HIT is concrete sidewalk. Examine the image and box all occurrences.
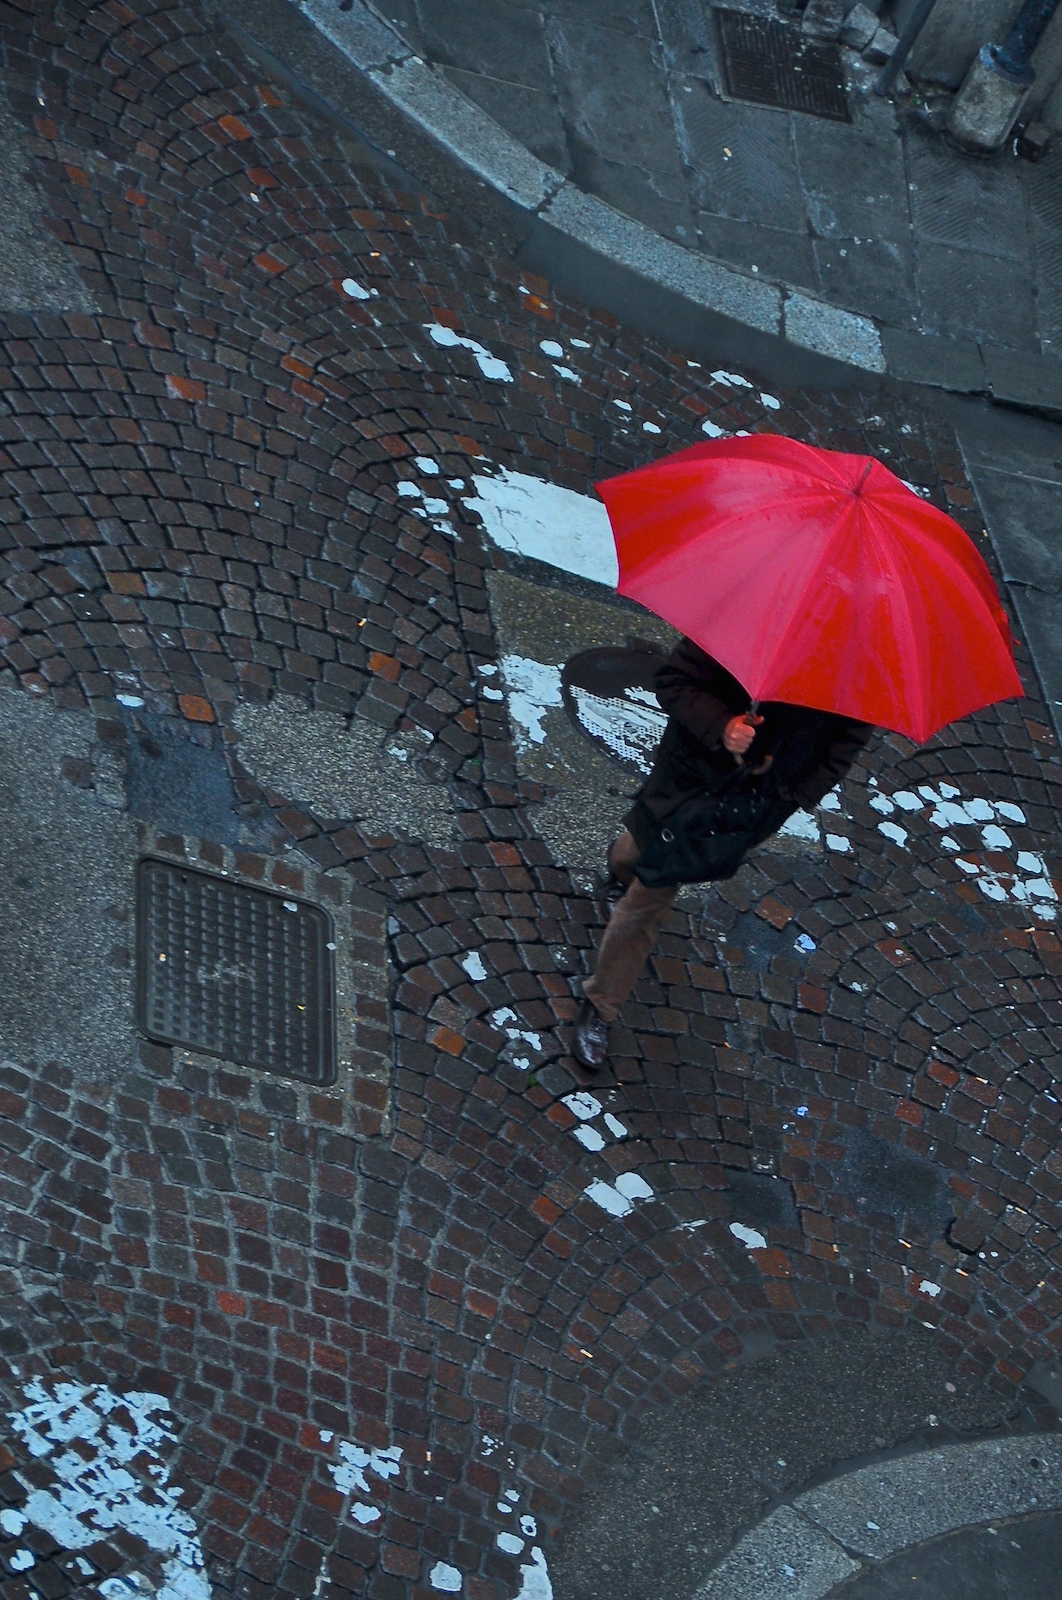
[269,0,1062,412]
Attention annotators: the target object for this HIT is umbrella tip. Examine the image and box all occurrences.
[853,460,874,496]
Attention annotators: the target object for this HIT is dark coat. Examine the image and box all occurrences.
[625,639,872,881]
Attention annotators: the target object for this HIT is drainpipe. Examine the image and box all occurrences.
[874,0,939,97]
[948,0,1062,152]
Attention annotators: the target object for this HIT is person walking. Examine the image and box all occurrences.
[573,637,872,1069]
[573,431,1023,1069]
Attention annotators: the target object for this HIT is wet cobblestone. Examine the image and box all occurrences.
[0,2,1060,1598]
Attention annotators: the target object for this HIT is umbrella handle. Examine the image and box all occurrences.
[733,700,765,767]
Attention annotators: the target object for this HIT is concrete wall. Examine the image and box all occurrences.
[891,0,1062,125]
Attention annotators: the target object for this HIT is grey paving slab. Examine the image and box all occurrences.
[795,1434,1062,1560]
[905,123,1029,261]
[881,328,987,392]
[915,240,1038,351]
[696,212,819,291]
[792,103,911,243]
[676,87,806,228]
[812,235,917,328]
[959,461,1062,592]
[441,66,571,175]
[1022,148,1062,354]
[417,0,555,91]
[827,1511,1062,1599]
[545,12,691,219]
[983,346,1062,413]
[543,0,660,38]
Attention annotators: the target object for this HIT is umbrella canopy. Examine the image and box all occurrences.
[596,434,1022,744]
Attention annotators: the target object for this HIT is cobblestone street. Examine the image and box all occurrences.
[1,4,1061,1600]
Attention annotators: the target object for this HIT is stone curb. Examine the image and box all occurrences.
[236,0,1062,411]
[692,1432,1062,1600]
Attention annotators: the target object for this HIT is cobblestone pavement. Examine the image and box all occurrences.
[0,3,1061,1599]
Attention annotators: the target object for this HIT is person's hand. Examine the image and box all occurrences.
[723,712,763,756]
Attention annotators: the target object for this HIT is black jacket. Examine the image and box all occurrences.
[625,639,871,871]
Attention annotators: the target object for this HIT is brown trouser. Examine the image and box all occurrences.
[582,830,677,1024]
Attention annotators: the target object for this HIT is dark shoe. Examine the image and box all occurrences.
[573,999,610,1071]
[598,873,627,921]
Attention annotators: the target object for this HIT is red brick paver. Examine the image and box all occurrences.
[0,3,1060,1598]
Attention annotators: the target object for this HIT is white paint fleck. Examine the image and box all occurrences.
[329,1441,402,1509]
[8,1380,211,1600]
[539,340,564,358]
[319,1430,334,1443]
[460,952,487,982]
[491,1008,516,1027]
[612,399,633,412]
[572,1125,606,1152]
[505,1489,520,1502]
[919,1280,942,1298]
[615,1172,653,1201]
[701,420,729,438]
[779,808,819,842]
[497,1531,525,1554]
[981,824,1012,850]
[423,497,449,515]
[552,365,580,383]
[500,655,562,746]
[430,1561,463,1591]
[870,794,895,814]
[759,392,781,409]
[825,834,852,853]
[464,468,617,587]
[711,369,754,387]
[794,934,816,953]
[520,1515,537,1537]
[0,1509,27,1535]
[414,456,440,475]
[729,1222,768,1250]
[426,323,513,383]
[584,1179,633,1217]
[642,421,662,434]
[893,791,924,811]
[352,1504,382,1525]
[516,1547,554,1600]
[603,1112,628,1139]
[397,481,422,499]
[571,338,591,349]
[341,277,372,300]
[563,1092,602,1121]
[996,801,1026,823]
[818,788,842,812]
[878,821,908,847]
[116,693,144,708]
[9,1551,34,1572]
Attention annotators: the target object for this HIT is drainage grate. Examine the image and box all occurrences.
[136,859,336,1083]
[715,8,850,121]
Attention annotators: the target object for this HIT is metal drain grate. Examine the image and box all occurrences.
[137,860,336,1083]
[716,8,850,121]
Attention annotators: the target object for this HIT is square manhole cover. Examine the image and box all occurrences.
[136,859,336,1083]
[715,8,850,121]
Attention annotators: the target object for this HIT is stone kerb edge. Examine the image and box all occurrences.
[692,1432,1062,1600]
[292,0,887,373]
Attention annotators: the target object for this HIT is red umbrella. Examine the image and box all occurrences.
[596,434,1021,743]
